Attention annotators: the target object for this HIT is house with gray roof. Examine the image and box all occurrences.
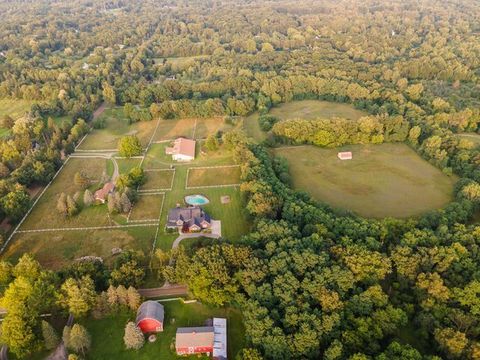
[167,206,211,233]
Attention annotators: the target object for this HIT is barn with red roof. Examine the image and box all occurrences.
[136,301,164,334]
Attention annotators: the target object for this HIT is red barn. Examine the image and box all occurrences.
[136,301,164,334]
[175,327,214,356]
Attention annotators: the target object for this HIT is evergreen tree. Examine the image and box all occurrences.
[68,324,91,355]
[123,322,144,350]
[120,192,132,213]
[66,195,78,217]
[56,193,68,217]
[83,189,94,207]
[41,320,59,350]
[126,286,141,310]
[74,172,89,189]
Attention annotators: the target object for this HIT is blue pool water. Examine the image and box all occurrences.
[185,194,210,206]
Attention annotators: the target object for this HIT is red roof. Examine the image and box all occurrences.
[168,138,196,159]
[94,182,115,201]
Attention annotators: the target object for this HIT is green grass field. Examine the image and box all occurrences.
[117,158,143,174]
[274,143,458,218]
[155,165,250,249]
[142,170,175,190]
[82,300,244,360]
[457,133,480,146]
[193,117,237,139]
[0,99,35,119]
[187,166,241,187]
[19,158,113,230]
[4,226,157,270]
[3,116,251,270]
[78,107,157,150]
[244,100,367,142]
[143,142,234,170]
[0,99,36,137]
[152,118,195,142]
[129,194,164,221]
[269,100,368,121]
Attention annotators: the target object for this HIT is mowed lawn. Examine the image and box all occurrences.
[153,159,250,250]
[152,118,195,142]
[269,100,368,121]
[129,194,164,221]
[142,169,175,190]
[143,142,235,170]
[3,226,157,270]
[117,158,143,174]
[20,158,113,230]
[187,166,241,187]
[0,99,34,118]
[0,99,35,137]
[193,117,237,139]
[457,133,480,146]
[274,143,458,218]
[78,107,157,150]
[244,100,367,143]
[82,300,245,360]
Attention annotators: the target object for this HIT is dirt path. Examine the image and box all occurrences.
[46,343,67,360]
[92,102,107,120]
[70,152,119,181]
[138,284,188,298]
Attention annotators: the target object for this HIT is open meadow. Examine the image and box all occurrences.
[274,143,458,218]
[269,100,368,121]
[19,157,112,230]
[243,100,367,142]
[82,299,244,360]
[457,133,480,146]
[0,99,35,137]
[3,226,157,269]
[77,107,157,150]
[128,193,164,222]
[186,166,241,188]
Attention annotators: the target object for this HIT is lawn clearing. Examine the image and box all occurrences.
[78,107,157,150]
[3,226,157,270]
[186,166,241,188]
[19,157,114,230]
[82,300,244,360]
[143,142,235,169]
[269,100,368,121]
[193,117,237,139]
[157,165,250,244]
[129,194,164,222]
[243,112,266,143]
[117,157,143,174]
[0,99,36,137]
[0,99,35,119]
[274,143,458,218]
[141,169,175,190]
[457,133,480,146]
[152,118,195,142]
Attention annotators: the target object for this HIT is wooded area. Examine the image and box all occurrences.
[0,0,480,359]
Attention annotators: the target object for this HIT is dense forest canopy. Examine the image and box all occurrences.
[0,0,480,359]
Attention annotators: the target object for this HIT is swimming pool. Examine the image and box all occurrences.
[185,194,210,206]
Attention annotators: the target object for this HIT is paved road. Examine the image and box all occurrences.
[138,284,188,298]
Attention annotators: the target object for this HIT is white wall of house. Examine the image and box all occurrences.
[173,154,194,161]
